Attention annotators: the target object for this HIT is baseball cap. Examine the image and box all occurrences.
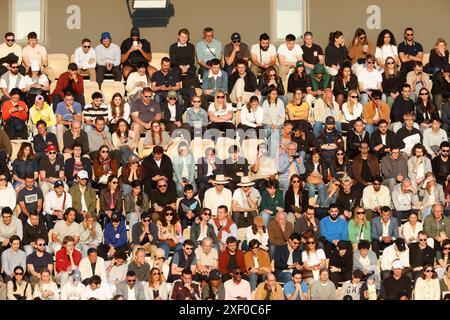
[231,32,241,41]
[325,116,336,125]
[392,259,403,270]
[209,269,221,281]
[46,144,57,152]
[395,238,406,252]
[77,170,89,180]
[70,269,82,282]
[35,95,44,102]
[111,213,121,222]
[101,32,111,40]
[167,90,178,99]
[296,61,305,68]
[128,155,140,164]
[54,180,64,188]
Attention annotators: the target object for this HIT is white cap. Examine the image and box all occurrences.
[392,259,403,270]
[30,60,40,72]
[77,170,89,180]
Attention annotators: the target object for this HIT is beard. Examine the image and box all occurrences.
[330,215,338,221]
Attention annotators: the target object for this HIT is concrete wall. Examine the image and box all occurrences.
[1,0,449,56]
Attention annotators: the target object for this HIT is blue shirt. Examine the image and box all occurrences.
[55,102,82,122]
[283,281,308,300]
[196,39,222,64]
[104,221,127,248]
[320,216,348,243]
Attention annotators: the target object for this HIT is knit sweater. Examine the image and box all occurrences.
[310,280,336,300]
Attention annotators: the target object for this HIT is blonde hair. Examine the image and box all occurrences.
[435,38,447,48]
[346,90,359,115]
[213,90,226,112]
[82,212,97,240]
[424,172,436,195]
[353,206,368,227]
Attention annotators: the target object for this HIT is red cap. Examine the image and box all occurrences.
[46,144,57,152]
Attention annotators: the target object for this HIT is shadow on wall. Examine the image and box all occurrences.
[126,0,175,28]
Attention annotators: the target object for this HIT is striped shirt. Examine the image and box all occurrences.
[82,103,110,123]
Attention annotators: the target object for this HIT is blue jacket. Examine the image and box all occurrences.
[371,216,399,241]
[172,153,196,184]
[186,107,209,128]
[278,153,305,182]
[319,216,348,243]
[201,69,228,94]
[274,244,302,272]
[104,221,128,248]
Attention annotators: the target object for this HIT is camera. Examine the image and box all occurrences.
[292,154,300,159]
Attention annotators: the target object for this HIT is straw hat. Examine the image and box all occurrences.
[211,174,229,184]
[237,176,255,187]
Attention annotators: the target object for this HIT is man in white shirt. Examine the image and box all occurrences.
[49,206,79,253]
[362,175,391,220]
[45,180,72,230]
[0,32,23,76]
[195,237,219,279]
[203,175,232,217]
[22,32,55,82]
[95,32,122,87]
[84,275,112,300]
[277,34,303,87]
[380,238,410,280]
[224,267,252,300]
[250,33,277,77]
[0,61,23,102]
[73,38,96,82]
[358,55,383,106]
[115,270,146,300]
[79,248,107,285]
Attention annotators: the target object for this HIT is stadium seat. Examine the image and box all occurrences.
[101,81,125,104]
[241,139,264,165]
[151,52,169,71]
[215,137,240,160]
[48,53,70,79]
[422,53,430,66]
[84,81,100,105]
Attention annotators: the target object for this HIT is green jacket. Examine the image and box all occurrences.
[308,73,331,92]
[259,190,284,216]
[69,183,97,214]
[348,219,371,244]
[423,215,450,239]
[123,192,150,215]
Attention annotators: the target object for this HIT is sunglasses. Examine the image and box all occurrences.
[15,272,23,275]
[350,96,358,98]
[424,269,433,273]
[232,40,240,43]
[356,211,366,215]
[359,36,366,40]
[83,45,91,48]
[143,95,152,98]
[192,100,201,103]
[165,213,173,217]
[0,178,6,181]
[101,150,109,153]
[336,152,344,155]
[234,271,244,275]
[442,150,450,153]
[6,38,15,42]
[406,33,414,36]
[127,279,137,283]
[143,219,150,222]
[185,247,194,251]
[202,212,211,216]
[387,62,395,65]
[217,96,225,99]
[48,151,57,155]
[292,241,300,245]
[158,184,167,188]
[307,241,315,244]
[37,243,45,247]
[419,93,429,96]
[367,61,375,64]
[168,97,177,101]
[11,66,19,69]
[443,247,450,250]
[419,239,427,242]
[111,181,118,184]
[292,180,300,183]
[152,272,160,275]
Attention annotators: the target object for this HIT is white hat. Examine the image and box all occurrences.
[237,176,255,187]
[392,259,403,270]
[30,60,40,72]
[211,174,229,185]
[77,170,89,180]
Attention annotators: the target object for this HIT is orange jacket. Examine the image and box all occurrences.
[1,100,28,121]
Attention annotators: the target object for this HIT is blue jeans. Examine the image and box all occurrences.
[119,146,135,168]
[275,270,292,284]
[260,212,273,226]
[365,124,377,135]
[121,183,133,197]
[264,126,281,158]
[248,273,267,291]
[313,121,342,138]
[305,182,326,204]
[159,242,183,260]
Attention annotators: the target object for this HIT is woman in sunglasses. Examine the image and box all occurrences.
[382,57,402,107]
[301,236,326,285]
[284,174,305,222]
[157,206,183,254]
[33,268,59,300]
[99,175,123,228]
[348,28,375,66]
[143,267,169,300]
[334,65,358,113]
[415,88,438,132]
[348,206,371,250]
[93,145,118,186]
[6,266,32,300]
[207,90,236,133]
[141,120,173,157]
[414,264,440,300]
[330,148,352,180]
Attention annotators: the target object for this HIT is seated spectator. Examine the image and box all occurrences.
[273,232,302,284]
[168,239,197,283]
[38,144,67,197]
[402,211,423,245]
[79,212,102,258]
[92,145,119,186]
[48,207,79,253]
[371,206,399,257]
[73,38,96,81]
[380,238,410,280]
[353,240,379,284]
[258,66,287,105]
[0,173,15,211]
[65,145,92,188]
[170,269,201,300]
[45,182,73,231]
[87,117,120,164]
[340,269,364,300]
[62,120,89,159]
[431,64,450,111]
[218,236,245,282]
[151,57,182,105]
[212,206,237,251]
[79,248,107,285]
[17,175,43,222]
[156,206,183,258]
[108,93,130,131]
[195,237,218,282]
[259,181,284,227]
[172,142,196,197]
[94,32,121,87]
[375,29,399,68]
[352,142,380,188]
[423,203,450,251]
[1,235,25,282]
[99,213,128,261]
[398,27,423,74]
[142,145,174,195]
[369,120,397,161]
[380,259,412,300]
[120,27,154,79]
[328,240,353,287]
[223,266,252,301]
[277,33,303,87]
[345,118,369,160]
[55,92,83,152]
[105,250,128,288]
[223,146,249,193]
[287,63,310,105]
[176,184,199,230]
[244,239,271,291]
[169,28,196,76]
[382,57,402,107]
[314,90,342,138]
[150,179,177,216]
[141,120,172,157]
[201,58,228,106]
[406,61,432,101]
[419,173,445,220]
[303,147,328,207]
[82,92,110,134]
[29,96,55,137]
[190,208,218,249]
[301,31,324,74]
[22,210,47,255]
[55,235,82,286]
[336,176,362,220]
[228,59,259,105]
[33,119,58,162]
[437,248,450,284]
[423,115,447,159]
[51,63,84,109]
[284,269,309,300]
[381,146,408,190]
[409,231,435,279]
[143,267,169,300]
[223,32,251,75]
[395,113,422,155]
[392,179,419,225]
[84,275,113,300]
[415,88,438,132]
[19,62,50,107]
[6,266,32,300]
[407,143,432,190]
[348,28,375,66]
[278,142,305,196]
[186,95,208,138]
[112,119,136,168]
[320,204,348,255]
[130,88,162,145]
[21,31,54,82]
[391,85,416,133]
[1,88,28,139]
[310,268,336,300]
[301,235,326,284]
[414,265,440,300]
[0,62,23,107]
[285,89,311,133]
[243,216,269,253]
[11,142,38,192]
[161,90,186,134]
[69,170,96,219]
[130,211,157,255]
[425,38,449,75]
[202,269,225,300]
[206,90,235,132]
[305,64,331,109]
[341,91,363,128]
[250,33,277,77]
[0,207,23,250]
[25,236,53,285]
[361,89,390,135]
[115,270,145,300]
[358,55,383,106]
[0,31,23,75]
[333,65,358,111]
[361,175,390,220]
[203,177,232,218]
[254,272,284,300]
[348,206,371,248]
[196,27,222,76]
[230,176,260,228]
[121,156,144,198]
[99,175,123,228]
[324,31,348,77]
[432,141,450,186]
[250,143,278,190]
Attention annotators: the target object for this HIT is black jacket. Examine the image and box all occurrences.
[33,132,58,154]
[62,130,89,155]
[332,73,358,97]
[228,70,258,93]
[22,218,48,245]
[161,100,183,123]
[408,243,435,268]
[64,157,93,184]
[196,157,223,184]
[369,129,399,159]
[223,156,249,180]
[345,129,370,160]
[142,154,174,194]
[258,75,285,96]
[274,244,302,272]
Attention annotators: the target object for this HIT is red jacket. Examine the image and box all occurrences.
[55,247,82,273]
[218,249,246,275]
[1,100,27,121]
[50,71,84,101]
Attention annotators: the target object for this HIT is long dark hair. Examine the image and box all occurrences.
[376,29,397,48]
[246,95,259,113]
[159,206,179,227]
[329,31,343,45]
[333,148,348,167]
[292,64,306,81]
[417,88,434,114]
[251,223,266,235]
[130,179,143,207]
[110,93,125,119]
[12,266,26,292]
[16,142,36,161]
[115,118,129,139]
[287,174,303,196]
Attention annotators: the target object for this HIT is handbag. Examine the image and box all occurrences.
[307,175,323,185]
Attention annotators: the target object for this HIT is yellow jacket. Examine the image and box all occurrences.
[29,102,57,128]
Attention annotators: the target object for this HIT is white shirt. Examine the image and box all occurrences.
[375,45,398,62]
[380,243,410,271]
[381,133,387,145]
[342,102,363,122]
[362,185,391,210]
[155,159,162,168]
[203,187,232,216]
[0,184,17,211]
[381,219,390,238]
[168,103,177,121]
[208,103,233,123]
[73,47,97,69]
[53,220,80,243]
[358,68,382,90]
[127,286,136,300]
[277,43,303,64]
[83,283,112,300]
[240,106,264,128]
[18,74,49,89]
[251,44,277,65]
[302,249,326,280]
[125,71,149,95]
[245,226,269,250]
[95,43,121,66]
[45,191,73,216]
[0,73,21,91]
[224,279,252,300]
[402,221,423,244]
